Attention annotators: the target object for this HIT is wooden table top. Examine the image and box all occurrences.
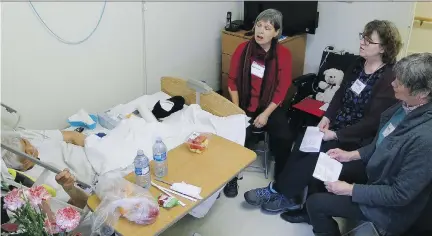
[87,135,256,236]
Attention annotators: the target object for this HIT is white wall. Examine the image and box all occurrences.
[1,2,145,129]
[407,2,432,54]
[1,2,243,129]
[143,2,243,94]
[2,1,415,129]
[304,1,415,74]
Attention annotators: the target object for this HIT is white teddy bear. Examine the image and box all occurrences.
[316,68,344,103]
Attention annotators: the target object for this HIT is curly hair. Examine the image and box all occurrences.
[363,20,403,64]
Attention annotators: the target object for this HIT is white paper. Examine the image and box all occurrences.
[382,123,395,137]
[299,126,324,153]
[350,79,366,95]
[313,152,343,182]
[251,61,265,78]
[171,182,203,200]
[320,103,329,111]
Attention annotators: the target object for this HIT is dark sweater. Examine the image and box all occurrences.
[353,102,432,235]
[325,57,398,146]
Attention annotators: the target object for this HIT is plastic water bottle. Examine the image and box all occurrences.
[153,137,168,178]
[134,149,151,189]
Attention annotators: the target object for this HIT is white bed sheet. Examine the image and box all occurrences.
[20,91,247,218]
[19,92,174,202]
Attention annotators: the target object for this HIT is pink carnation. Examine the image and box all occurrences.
[44,218,61,235]
[55,207,80,232]
[3,189,25,211]
[26,186,51,206]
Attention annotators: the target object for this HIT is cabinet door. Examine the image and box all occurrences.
[222,33,248,55]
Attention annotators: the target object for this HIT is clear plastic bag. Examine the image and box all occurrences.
[91,177,159,235]
[185,132,212,154]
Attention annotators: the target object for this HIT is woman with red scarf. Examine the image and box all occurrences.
[223,9,293,198]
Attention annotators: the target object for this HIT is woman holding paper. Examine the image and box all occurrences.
[243,20,402,212]
[306,53,432,236]
[224,9,293,198]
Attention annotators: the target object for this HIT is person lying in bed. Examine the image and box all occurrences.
[1,130,96,186]
[54,168,89,209]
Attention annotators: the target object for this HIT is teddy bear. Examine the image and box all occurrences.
[315,68,344,103]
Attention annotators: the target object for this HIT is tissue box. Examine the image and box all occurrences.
[97,112,120,130]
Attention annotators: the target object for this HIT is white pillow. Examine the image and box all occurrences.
[137,103,158,123]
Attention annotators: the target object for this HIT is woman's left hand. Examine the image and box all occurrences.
[322,129,338,141]
[324,181,354,196]
[253,113,269,128]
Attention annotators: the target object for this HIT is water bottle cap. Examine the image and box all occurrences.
[156,137,162,142]
[137,149,144,156]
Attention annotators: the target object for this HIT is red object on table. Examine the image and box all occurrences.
[292,97,326,117]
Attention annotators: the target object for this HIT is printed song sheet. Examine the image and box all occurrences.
[299,126,324,153]
[313,152,343,182]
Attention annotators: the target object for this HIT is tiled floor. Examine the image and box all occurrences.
[160,158,314,236]
[159,152,376,236]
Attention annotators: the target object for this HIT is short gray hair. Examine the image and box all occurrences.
[254,9,283,38]
[1,136,24,170]
[394,53,432,100]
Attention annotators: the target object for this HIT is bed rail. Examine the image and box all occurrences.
[0,143,92,189]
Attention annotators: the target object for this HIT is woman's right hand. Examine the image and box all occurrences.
[318,116,331,130]
[327,148,354,162]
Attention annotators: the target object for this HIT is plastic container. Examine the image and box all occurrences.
[97,112,121,130]
[153,137,168,178]
[134,150,151,189]
[185,132,212,154]
[92,177,160,235]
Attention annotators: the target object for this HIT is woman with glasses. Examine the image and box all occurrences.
[307,53,432,236]
[243,20,403,215]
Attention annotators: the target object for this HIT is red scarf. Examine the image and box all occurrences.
[236,38,279,111]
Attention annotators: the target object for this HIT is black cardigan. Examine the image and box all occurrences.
[325,57,398,146]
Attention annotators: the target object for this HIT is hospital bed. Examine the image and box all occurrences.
[1,77,249,232]
[2,76,244,182]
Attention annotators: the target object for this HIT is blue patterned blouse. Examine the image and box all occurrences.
[332,66,387,131]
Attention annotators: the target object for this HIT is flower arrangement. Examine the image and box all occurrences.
[2,186,81,236]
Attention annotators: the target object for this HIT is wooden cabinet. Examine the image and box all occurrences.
[220,30,307,100]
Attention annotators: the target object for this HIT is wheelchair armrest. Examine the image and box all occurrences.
[293,73,317,87]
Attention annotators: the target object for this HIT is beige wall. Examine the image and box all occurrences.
[407,2,432,54]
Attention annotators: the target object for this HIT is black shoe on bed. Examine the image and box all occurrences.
[224,177,239,198]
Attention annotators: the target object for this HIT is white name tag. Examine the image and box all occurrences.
[382,123,395,137]
[251,61,265,79]
[350,79,366,95]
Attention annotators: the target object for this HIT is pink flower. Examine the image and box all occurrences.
[26,186,51,206]
[44,218,61,235]
[55,207,80,232]
[3,189,25,211]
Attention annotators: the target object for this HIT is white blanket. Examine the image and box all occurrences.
[85,104,247,174]
[85,104,248,218]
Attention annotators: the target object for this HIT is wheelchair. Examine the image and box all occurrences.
[286,46,359,138]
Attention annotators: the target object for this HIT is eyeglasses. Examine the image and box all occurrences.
[359,32,380,46]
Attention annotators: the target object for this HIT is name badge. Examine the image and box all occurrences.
[382,123,395,137]
[251,61,265,79]
[350,79,366,95]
